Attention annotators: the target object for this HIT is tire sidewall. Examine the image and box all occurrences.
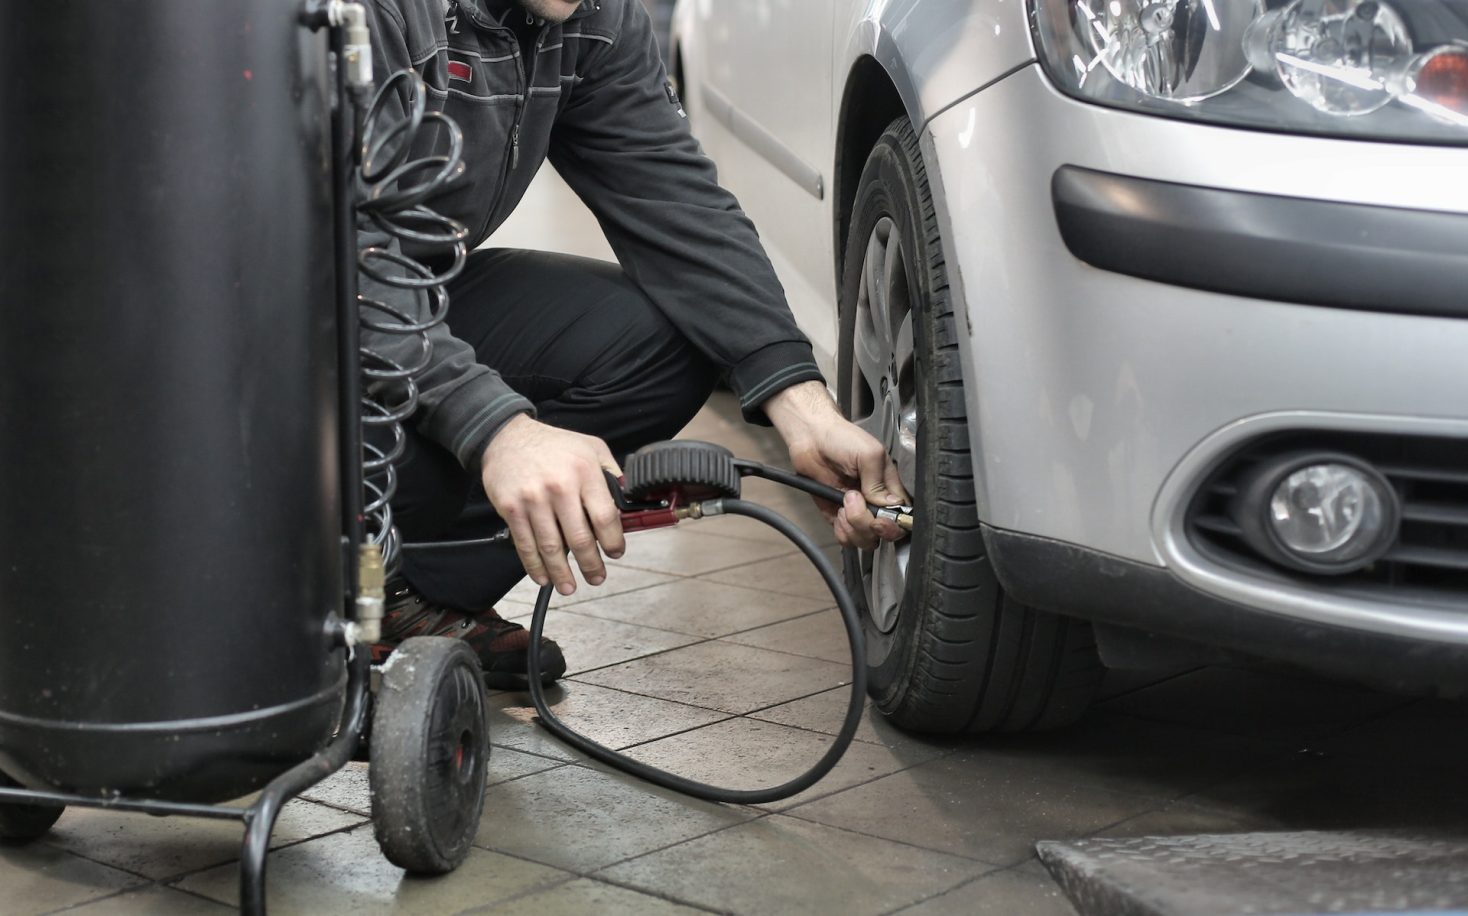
[837,125,951,708]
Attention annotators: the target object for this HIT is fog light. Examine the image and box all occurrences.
[1231,453,1399,575]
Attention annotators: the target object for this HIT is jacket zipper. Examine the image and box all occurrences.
[471,20,549,245]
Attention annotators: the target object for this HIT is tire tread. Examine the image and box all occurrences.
[844,118,1102,735]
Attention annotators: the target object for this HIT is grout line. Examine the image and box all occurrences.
[582,813,775,877]
[881,857,1039,915]
[608,543,802,579]
[581,872,730,914]
[41,885,149,915]
[768,807,1005,866]
[449,873,582,916]
[500,571,688,612]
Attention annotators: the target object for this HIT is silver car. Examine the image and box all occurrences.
[670,0,1468,733]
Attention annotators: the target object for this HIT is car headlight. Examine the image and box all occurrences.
[1032,0,1468,141]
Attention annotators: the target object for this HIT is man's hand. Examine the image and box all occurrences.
[763,381,909,550]
[480,414,625,596]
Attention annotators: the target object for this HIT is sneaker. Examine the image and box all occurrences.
[370,579,567,689]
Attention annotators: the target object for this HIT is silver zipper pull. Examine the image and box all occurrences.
[510,125,520,169]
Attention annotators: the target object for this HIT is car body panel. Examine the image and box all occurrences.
[925,65,1468,565]
[838,0,1034,128]
[673,0,1036,379]
[673,1,1468,660]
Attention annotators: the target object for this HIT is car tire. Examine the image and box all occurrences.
[838,118,1103,734]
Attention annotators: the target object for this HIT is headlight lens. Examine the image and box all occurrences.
[1033,0,1468,141]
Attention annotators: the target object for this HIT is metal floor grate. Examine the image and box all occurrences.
[1038,831,1468,915]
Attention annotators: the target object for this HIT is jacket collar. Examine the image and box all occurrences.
[456,0,598,29]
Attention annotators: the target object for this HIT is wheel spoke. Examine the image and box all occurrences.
[881,229,906,341]
[863,220,895,347]
[896,418,919,496]
[852,321,887,399]
[892,312,915,378]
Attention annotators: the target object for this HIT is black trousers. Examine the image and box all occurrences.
[384,248,719,610]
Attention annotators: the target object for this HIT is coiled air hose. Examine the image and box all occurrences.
[354,70,468,572]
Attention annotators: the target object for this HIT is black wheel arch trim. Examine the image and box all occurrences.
[983,523,1468,691]
[1052,165,1468,320]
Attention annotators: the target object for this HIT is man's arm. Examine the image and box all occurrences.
[548,1,906,547]
[546,1,824,422]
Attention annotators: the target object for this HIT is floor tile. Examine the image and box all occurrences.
[899,860,1075,916]
[489,681,729,751]
[473,764,753,873]
[45,799,364,881]
[575,640,853,714]
[0,842,144,915]
[1100,665,1410,740]
[301,751,567,817]
[607,528,794,577]
[706,548,844,602]
[722,609,852,664]
[464,876,704,914]
[498,565,677,610]
[564,577,828,639]
[174,826,569,914]
[750,687,960,753]
[621,716,943,809]
[600,814,987,915]
[63,885,233,914]
[485,747,574,785]
[493,609,702,674]
[299,762,374,815]
[486,707,592,763]
[783,752,1167,867]
[1094,801,1284,838]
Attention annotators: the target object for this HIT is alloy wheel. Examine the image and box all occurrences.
[849,216,917,635]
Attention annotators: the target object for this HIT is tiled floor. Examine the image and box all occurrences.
[7,171,1465,915]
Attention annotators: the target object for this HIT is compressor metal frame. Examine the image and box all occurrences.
[0,13,374,915]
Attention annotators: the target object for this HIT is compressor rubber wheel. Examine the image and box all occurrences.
[370,637,488,873]
[838,118,1103,734]
[0,771,63,842]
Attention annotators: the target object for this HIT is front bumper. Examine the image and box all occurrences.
[922,63,1468,651]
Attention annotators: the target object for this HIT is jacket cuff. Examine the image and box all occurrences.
[730,341,826,425]
[422,375,536,469]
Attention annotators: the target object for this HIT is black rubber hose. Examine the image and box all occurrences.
[732,458,847,505]
[526,498,867,804]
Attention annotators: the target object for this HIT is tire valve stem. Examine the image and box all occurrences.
[875,506,916,532]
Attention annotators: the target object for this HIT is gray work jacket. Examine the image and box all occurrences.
[361,0,823,467]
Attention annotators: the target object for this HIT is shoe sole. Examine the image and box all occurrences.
[482,645,567,691]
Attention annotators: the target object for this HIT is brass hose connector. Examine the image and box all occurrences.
[355,543,386,644]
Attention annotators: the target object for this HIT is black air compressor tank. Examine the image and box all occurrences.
[0,1,343,801]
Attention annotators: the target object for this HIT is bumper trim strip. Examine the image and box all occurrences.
[1052,165,1468,319]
